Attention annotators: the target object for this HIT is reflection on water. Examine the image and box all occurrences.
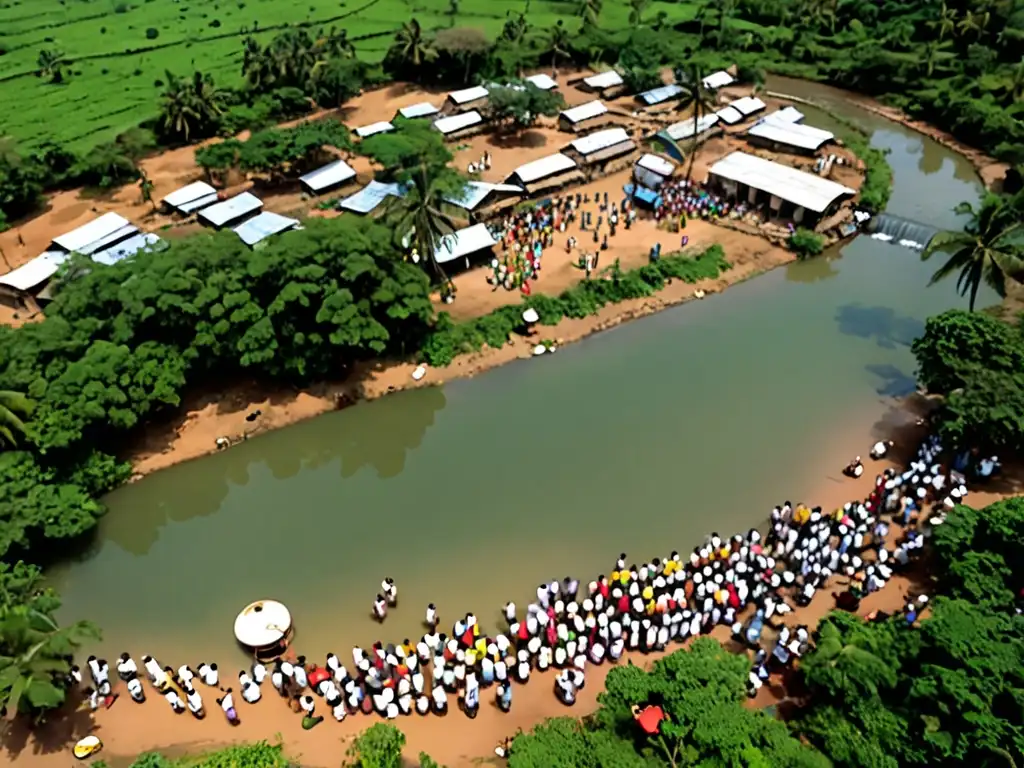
[865,363,919,398]
[834,304,925,350]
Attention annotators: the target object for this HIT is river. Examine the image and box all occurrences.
[49,79,992,664]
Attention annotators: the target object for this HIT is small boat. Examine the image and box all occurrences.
[234,600,293,662]
[74,735,102,759]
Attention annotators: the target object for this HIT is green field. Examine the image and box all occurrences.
[0,0,698,151]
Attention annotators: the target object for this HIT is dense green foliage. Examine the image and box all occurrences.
[509,637,828,767]
[794,497,1024,768]
[789,228,826,258]
[486,81,566,130]
[126,742,293,768]
[359,117,453,177]
[421,246,729,366]
[844,133,893,212]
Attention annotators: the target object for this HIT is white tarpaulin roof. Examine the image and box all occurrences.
[716,106,743,125]
[639,83,683,105]
[731,96,766,116]
[0,251,67,292]
[708,151,854,213]
[570,127,631,155]
[299,159,357,193]
[702,70,735,89]
[53,212,135,254]
[747,120,834,151]
[355,121,394,138]
[162,181,217,210]
[198,192,263,228]
[178,192,219,214]
[525,73,557,90]
[444,181,523,211]
[447,85,488,104]
[664,113,720,141]
[434,223,497,264]
[636,153,675,177]
[764,106,804,124]
[560,100,608,124]
[398,102,439,119]
[507,153,577,184]
[339,181,405,214]
[92,232,163,266]
[583,70,623,89]
[433,111,484,135]
[233,211,300,246]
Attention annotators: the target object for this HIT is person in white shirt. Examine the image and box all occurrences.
[425,603,438,628]
[185,686,204,718]
[165,689,186,714]
[870,440,893,459]
[216,690,239,725]
[416,695,430,715]
[116,653,137,682]
[143,656,169,690]
[252,662,267,685]
[126,675,145,703]
[198,662,218,687]
[292,658,308,690]
[178,664,195,688]
[373,595,387,622]
[299,695,316,714]
[463,673,480,718]
[329,694,347,721]
[382,578,398,607]
[431,683,448,715]
[241,681,261,704]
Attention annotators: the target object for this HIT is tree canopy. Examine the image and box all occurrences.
[486,81,565,130]
[194,119,352,180]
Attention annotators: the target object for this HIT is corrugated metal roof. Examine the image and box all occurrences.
[433,111,484,135]
[570,127,630,155]
[0,251,67,292]
[434,223,497,264]
[53,212,135,254]
[447,85,488,104]
[299,160,357,193]
[198,192,263,228]
[731,96,766,116]
[507,153,578,184]
[233,211,300,246]
[581,141,636,165]
[636,153,675,177]
[747,120,834,151]
[398,102,439,119]
[525,73,557,90]
[178,192,220,214]
[639,83,684,105]
[444,181,524,211]
[716,106,744,125]
[664,113,721,140]
[583,70,623,89]
[355,121,394,138]
[162,181,217,209]
[92,232,164,266]
[708,151,854,212]
[339,181,405,214]
[702,70,735,89]
[560,100,608,124]
[764,106,804,124]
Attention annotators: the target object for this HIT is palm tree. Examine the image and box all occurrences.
[0,390,33,450]
[547,21,572,75]
[159,70,226,143]
[137,169,155,210]
[921,39,955,77]
[576,0,602,28]
[628,0,650,28]
[383,165,465,285]
[957,9,990,40]
[931,1,957,41]
[0,605,100,719]
[800,621,896,700]
[390,20,435,69]
[675,65,717,183]
[922,197,1024,310]
[36,48,68,84]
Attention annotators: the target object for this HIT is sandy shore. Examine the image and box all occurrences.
[6,408,1017,768]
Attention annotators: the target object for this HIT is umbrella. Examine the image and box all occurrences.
[633,704,666,735]
[522,308,539,324]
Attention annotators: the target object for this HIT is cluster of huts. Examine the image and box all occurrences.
[2,67,856,308]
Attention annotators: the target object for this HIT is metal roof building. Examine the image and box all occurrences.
[433,111,485,138]
[707,151,854,214]
[567,127,636,165]
[397,102,439,119]
[434,223,498,266]
[731,96,767,116]
[198,192,263,229]
[702,70,735,90]
[664,113,721,141]
[764,106,804,124]
[53,212,138,256]
[638,83,684,106]
[525,73,557,90]
[299,159,358,194]
[338,181,405,215]
[582,71,623,91]
[443,181,524,212]
[92,232,164,266]
[636,153,675,177]
[355,121,394,138]
[506,153,584,195]
[746,120,835,154]
[445,85,489,108]
[560,100,608,125]
[162,181,218,214]
[233,211,300,246]
[0,252,68,294]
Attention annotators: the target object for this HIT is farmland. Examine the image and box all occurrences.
[0,0,700,151]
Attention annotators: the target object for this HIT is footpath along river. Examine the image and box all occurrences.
[49,80,993,664]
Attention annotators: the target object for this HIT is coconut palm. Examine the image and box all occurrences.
[675,65,717,183]
[137,169,155,210]
[36,48,68,84]
[0,605,100,719]
[547,20,572,75]
[800,621,896,700]
[159,70,227,143]
[390,20,436,69]
[0,390,33,450]
[922,196,1024,311]
[931,1,958,41]
[576,0,602,28]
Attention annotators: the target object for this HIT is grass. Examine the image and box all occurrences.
[0,0,698,151]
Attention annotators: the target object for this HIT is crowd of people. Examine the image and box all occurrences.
[654,177,764,235]
[69,433,975,748]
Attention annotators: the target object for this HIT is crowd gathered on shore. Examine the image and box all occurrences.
[71,433,988,745]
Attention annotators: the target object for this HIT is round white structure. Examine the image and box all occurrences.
[233,600,292,650]
[522,308,539,324]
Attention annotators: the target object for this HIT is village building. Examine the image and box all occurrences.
[716,96,767,125]
[633,153,677,191]
[524,73,558,91]
[652,114,722,161]
[233,211,301,247]
[558,100,611,133]
[396,102,440,120]
[702,70,735,90]
[746,119,836,156]
[433,223,498,272]
[198,192,263,229]
[637,83,684,108]
[705,151,855,226]
[433,111,487,141]
[161,181,219,216]
[442,181,524,221]
[563,127,637,173]
[442,85,489,115]
[505,153,584,196]
[578,70,626,98]
[338,181,406,215]
[355,121,394,139]
[299,159,359,196]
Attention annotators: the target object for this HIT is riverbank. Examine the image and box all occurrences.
[9,412,1017,768]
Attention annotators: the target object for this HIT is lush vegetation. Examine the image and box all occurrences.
[789,228,826,258]
[421,246,729,366]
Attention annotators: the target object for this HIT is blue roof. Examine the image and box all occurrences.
[633,186,660,205]
[91,232,165,266]
[339,181,406,214]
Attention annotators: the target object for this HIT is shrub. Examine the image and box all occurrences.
[209,19,221,27]
[114,2,129,12]
[789,228,825,258]
[145,27,159,39]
